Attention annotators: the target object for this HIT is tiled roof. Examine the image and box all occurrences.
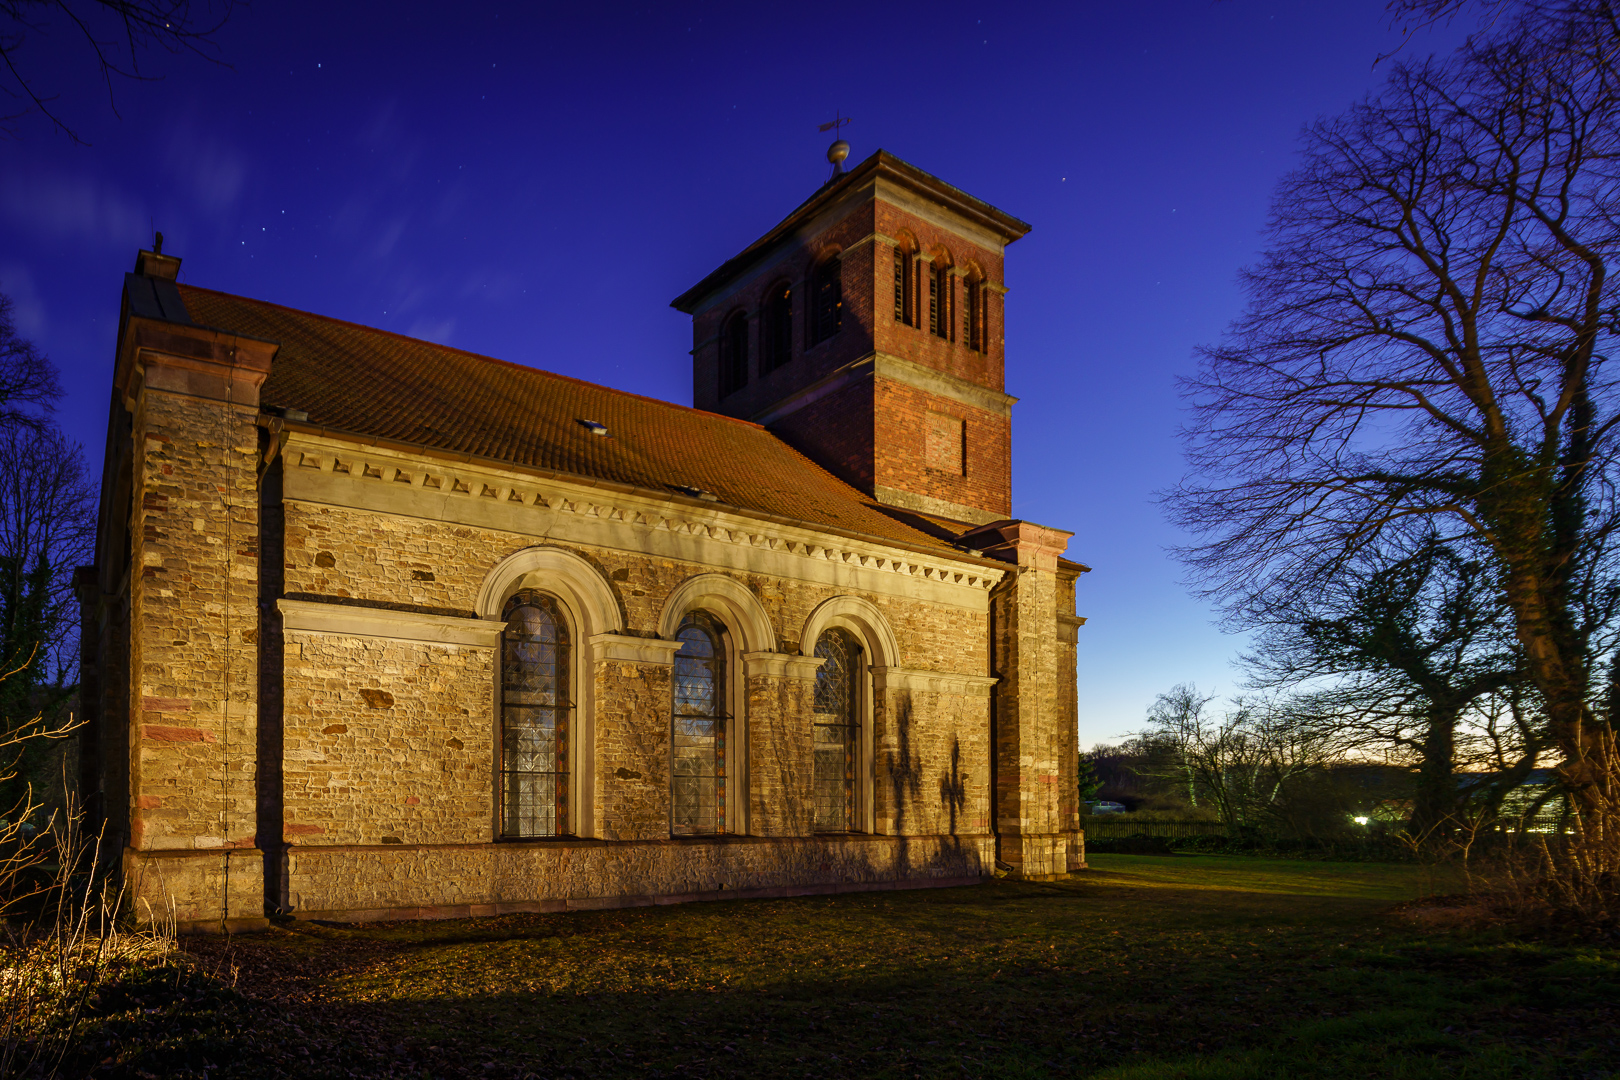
[175,285,965,556]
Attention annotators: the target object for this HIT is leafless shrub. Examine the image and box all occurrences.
[0,717,176,1078]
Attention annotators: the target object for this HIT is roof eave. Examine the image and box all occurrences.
[670,149,1031,315]
[265,415,1013,575]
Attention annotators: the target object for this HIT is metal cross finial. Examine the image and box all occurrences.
[819,112,852,179]
[817,111,852,134]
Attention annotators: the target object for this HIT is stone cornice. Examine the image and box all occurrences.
[1057,614,1086,644]
[118,318,277,410]
[278,598,502,647]
[959,520,1075,573]
[871,486,1003,527]
[749,350,1016,427]
[742,651,825,680]
[872,666,999,697]
[589,634,683,665]
[276,430,1008,609]
[671,150,1027,315]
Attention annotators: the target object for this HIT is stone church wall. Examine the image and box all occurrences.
[267,481,1001,918]
[280,633,492,847]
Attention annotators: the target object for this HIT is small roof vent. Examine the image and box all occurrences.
[578,419,609,436]
[673,485,719,502]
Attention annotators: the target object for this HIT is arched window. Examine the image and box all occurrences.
[762,282,793,373]
[810,255,842,346]
[812,627,862,832]
[929,261,953,340]
[719,312,748,398]
[672,611,728,836]
[893,243,914,327]
[501,590,571,838]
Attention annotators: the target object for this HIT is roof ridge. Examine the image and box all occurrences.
[173,283,770,432]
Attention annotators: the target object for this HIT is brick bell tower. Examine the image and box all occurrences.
[672,145,1030,526]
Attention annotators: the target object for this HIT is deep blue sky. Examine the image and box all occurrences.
[0,1,1473,746]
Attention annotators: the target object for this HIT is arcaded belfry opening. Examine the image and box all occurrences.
[719,311,749,398]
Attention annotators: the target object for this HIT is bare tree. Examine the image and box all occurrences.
[1169,4,1620,825]
[1245,538,1542,834]
[1141,685,1352,830]
[0,294,58,430]
[1,0,234,141]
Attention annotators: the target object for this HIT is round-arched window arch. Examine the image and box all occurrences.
[892,234,917,327]
[762,281,793,372]
[812,626,862,832]
[961,264,984,352]
[810,253,843,346]
[501,589,571,838]
[719,310,749,398]
[672,611,728,835]
[929,248,954,340]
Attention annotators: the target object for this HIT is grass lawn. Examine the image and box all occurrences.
[75,855,1618,1078]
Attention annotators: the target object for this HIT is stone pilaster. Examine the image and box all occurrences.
[742,652,823,837]
[966,520,1079,880]
[116,288,276,931]
[590,634,681,841]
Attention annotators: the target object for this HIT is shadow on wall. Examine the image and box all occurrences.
[941,736,966,835]
[888,691,924,834]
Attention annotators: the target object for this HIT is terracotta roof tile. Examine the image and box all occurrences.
[176,285,961,555]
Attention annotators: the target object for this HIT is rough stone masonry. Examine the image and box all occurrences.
[79,150,1087,931]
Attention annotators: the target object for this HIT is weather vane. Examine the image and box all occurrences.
[819,112,852,179]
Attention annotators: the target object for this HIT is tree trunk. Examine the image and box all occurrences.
[1409,704,1458,840]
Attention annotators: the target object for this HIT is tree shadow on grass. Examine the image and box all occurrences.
[156,875,1617,1080]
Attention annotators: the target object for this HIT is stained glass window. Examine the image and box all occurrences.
[501,590,570,838]
[672,612,727,836]
[813,627,861,832]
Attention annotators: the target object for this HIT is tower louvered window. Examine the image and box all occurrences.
[963,278,980,352]
[672,612,727,836]
[720,312,748,398]
[811,256,842,346]
[501,590,570,838]
[763,283,793,372]
[930,264,951,340]
[812,627,861,832]
[893,246,911,325]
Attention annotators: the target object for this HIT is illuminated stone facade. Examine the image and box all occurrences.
[78,154,1087,932]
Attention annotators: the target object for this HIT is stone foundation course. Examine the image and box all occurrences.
[286,833,993,921]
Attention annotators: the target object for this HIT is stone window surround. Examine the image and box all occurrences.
[669,612,731,837]
[477,546,642,840]
[656,573,780,837]
[798,595,899,835]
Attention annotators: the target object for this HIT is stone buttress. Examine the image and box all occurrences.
[114,249,275,931]
[969,521,1086,879]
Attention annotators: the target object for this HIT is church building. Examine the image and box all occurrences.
[77,148,1087,931]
